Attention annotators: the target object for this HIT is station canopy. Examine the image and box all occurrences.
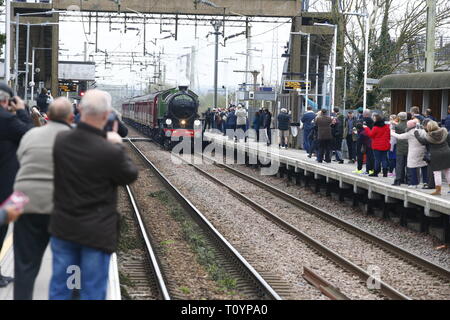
[379,71,450,90]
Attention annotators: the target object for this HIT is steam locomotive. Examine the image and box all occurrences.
[122,86,201,149]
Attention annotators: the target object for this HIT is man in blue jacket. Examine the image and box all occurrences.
[226,107,237,140]
[0,83,33,287]
[301,106,316,153]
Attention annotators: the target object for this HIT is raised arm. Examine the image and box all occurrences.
[390,130,409,140]
[414,130,428,145]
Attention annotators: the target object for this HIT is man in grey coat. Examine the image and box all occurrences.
[13,97,74,300]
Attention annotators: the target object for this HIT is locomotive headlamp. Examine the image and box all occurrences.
[166,119,172,125]
[181,120,186,125]
[194,120,201,126]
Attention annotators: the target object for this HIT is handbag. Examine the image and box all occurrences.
[361,144,367,154]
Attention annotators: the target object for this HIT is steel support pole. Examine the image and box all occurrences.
[343,66,347,114]
[212,20,222,109]
[15,13,19,94]
[245,25,251,85]
[24,22,30,102]
[31,48,35,101]
[214,30,219,108]
[315,55,319,107]
[305,34,310,110]
[225,86,228,108]
[331,25,337,110]
[363,14,369,111]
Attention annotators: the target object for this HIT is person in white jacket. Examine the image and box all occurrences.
[391,120,428,188]
[235,104,248,142]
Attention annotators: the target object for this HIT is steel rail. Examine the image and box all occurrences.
[203,155,450,282]
[125,185,171,300]
[127,140,282,300]
[302,267,350,300]
[178,154,411,300]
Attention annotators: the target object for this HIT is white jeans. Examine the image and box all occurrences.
[433,169,450,186]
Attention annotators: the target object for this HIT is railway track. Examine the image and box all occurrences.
[216,159,450,280]
[126,139,283,300]
[171,152,449,300]
[121,185,171,300]
[123,129,449,299]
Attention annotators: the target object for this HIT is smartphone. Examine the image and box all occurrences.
[1,191,29,211]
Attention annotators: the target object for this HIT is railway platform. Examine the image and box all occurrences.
[204,132,450,242]
[0,227,121,300]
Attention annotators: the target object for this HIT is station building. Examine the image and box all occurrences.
[379,71,450,121]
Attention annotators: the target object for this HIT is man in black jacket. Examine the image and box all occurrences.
[263,108,272,146]
[0,83,33,287]
[49,89,138,300]
[36,88,50,114]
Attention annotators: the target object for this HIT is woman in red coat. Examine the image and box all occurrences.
[364,113,391,177]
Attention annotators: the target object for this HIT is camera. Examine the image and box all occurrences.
[8,97,17,106]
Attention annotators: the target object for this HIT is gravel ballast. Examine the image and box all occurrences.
[124,145,248,300]
[134,142,386,300]
[230,163,450,269]
[198,162,449,300]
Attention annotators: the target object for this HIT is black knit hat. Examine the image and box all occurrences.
[0,82,14,98]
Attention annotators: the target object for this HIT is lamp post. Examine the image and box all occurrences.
[211,19,223,109]
[314,23,337,110]
[31,47,52,102]
[291,31,311,110]
[343,11,369,111]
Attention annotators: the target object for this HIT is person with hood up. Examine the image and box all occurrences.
[391,120,428,188]
[414,121,450,195]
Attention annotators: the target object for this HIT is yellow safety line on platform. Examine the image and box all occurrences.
[0,234,13,262]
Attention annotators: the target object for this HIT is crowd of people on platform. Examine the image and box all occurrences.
[203,104,274,145]
[300,105,450,196]
[0,82,137,300]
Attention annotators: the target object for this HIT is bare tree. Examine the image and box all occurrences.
[328,0,450,109]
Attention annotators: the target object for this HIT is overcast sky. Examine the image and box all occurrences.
[1,0,449,95]
[58,15,292,92]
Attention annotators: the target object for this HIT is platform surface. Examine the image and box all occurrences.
[204,131,450,217]
[0,225,121,300]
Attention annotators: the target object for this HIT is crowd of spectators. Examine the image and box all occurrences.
[300,105,450,196]
[0,82,138,299]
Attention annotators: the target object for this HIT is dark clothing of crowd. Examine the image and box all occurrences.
[0,107,33,262]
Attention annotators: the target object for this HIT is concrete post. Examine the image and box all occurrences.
[425,0,436,72]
